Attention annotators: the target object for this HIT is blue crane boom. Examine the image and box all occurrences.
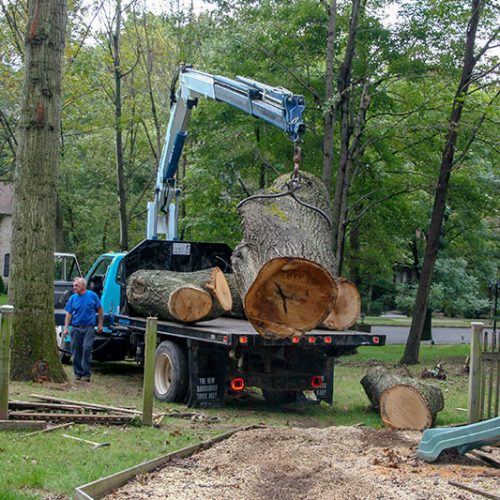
[146,65,306,240]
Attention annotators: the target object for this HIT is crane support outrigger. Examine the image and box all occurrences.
[146,64,306,240]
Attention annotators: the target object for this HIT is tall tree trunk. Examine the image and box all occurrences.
[9,0,67,382]
[335,81,370,274]
[113,0,128,250]
[331,0,362,274]
[402,0,484,364]
[321,0,337,190]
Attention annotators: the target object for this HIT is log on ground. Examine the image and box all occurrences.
[232,171,337,339]
[126,267,232,323]
[361,367,444,430]
[323,278,361,330]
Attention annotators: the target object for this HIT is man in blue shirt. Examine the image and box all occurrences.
[64,277,104,382]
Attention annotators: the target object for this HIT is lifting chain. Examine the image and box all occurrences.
[236,141,332,227]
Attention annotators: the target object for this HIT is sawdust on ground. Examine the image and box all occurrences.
[105,426,499,499]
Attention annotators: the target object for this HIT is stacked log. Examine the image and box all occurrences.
[126,267,232,323]
[361,367,444,430]
[323,278,361,330]
[231,171,338,339]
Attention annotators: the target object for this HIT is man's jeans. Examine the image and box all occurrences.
[71,326,95,379]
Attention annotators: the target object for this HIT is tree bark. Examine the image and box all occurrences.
[331,0,362,273]
[323,278,361,330]
[126,267,232,323]
[232,171,338,339]
[9,0,68,382]
[321,0,337,190]
[223,273,246,319]
[112,0,128,251]
[361,368,444,430]
[402,0,484,364]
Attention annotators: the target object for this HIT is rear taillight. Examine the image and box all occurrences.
[230,378,245,392]
[324,336,332,344]
[373,336,380,344]
[311,376,323,389]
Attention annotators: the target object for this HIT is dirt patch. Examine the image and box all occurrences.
[105,426,499,499]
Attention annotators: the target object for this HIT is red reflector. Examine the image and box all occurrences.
[292,337,300,343]
[308,337,316,344]
[311,376,323,389]
[230,378,245,392]
[223,336,229,343]
[239,336,248,344]
[373,336,380,344]
[324,336,332,344]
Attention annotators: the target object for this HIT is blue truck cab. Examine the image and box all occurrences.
[85,252,126,318]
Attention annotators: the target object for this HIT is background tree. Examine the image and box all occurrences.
[402,0,495,364]
[9,0,68,381]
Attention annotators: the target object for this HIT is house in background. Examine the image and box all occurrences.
[0,182,13,286]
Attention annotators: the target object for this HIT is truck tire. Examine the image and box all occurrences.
[262,389,297,404]
[154,341,188,403]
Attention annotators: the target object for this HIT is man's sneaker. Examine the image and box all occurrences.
[74,375,81,381]
[82,376,91,382]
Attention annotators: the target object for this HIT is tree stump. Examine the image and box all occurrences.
[323,278,361,330]
[361,367,444,430]
[231,171,338,339]
[126,267,232,323]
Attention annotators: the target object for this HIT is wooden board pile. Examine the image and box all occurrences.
[8,394,141,425]
[126,171,361,339]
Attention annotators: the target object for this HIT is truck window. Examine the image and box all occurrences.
[88,257,113,296]
[54,256,65,281]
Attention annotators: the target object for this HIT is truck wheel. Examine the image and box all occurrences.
[154,341,188,403]
[262,389,296,404]
[56,326,71,365]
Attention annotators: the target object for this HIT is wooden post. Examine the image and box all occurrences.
[468,322,484,424]
[142,317,157,426]
[0,305,14,420]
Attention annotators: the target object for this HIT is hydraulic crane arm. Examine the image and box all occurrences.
[147,65,306,240]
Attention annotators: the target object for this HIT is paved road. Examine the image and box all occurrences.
[371,326,473,345]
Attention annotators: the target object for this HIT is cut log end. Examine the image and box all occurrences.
[244,257,337,339]
[323,278,361,330]
[207,267,232,312]
[168,286,213,323]
[380,384,433,431]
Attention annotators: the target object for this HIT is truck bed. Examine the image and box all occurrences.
[113,314,385,348]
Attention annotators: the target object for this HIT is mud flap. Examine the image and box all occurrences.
[186,340,228,408]
[314,357,334,405]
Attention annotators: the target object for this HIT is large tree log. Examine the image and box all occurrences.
[323,278,361,330]
[223,274,246,319]
[126,267,232,323]
[361,367,444,430]
[232,171,338,339]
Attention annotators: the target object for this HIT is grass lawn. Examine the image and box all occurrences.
[362,315,490,328]
[0,343,472,499]
[0,294,8,306]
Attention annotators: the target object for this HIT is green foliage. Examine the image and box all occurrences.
[0,0,497,310]
[396,257,491,317]
[0,276,6,295]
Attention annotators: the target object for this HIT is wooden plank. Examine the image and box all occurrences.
[19,422,74,438]
[142,317,157,426]
[9,401,84,412]
[0,420,46,431]
[448,480,500,500]
[9,412,133,425]
[29,394,141,415]
[75,425,263,500]
[0,305,14,420]
[469,450,500,469]
[468,322,484,424]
